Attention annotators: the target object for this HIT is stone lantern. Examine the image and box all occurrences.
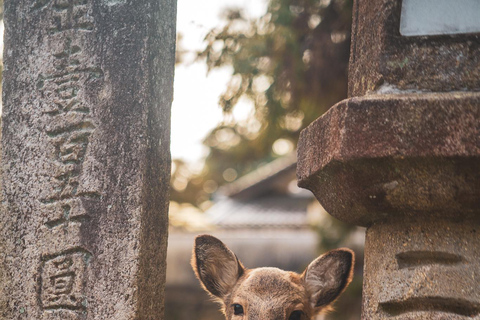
[297,0,480,318]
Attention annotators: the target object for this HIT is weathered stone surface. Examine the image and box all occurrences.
[0,1,176,319]
[298,1,480,318]
[363,220,480,319]
[349,0,480,97]
[297,93,480,226]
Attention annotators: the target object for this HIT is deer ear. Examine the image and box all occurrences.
[191,235,245,299]
[303,248,354,310]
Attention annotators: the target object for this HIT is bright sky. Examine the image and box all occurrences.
[171,0,267,163]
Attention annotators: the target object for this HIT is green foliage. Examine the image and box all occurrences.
[172,0,353,207]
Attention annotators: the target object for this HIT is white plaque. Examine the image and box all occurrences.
[400,0,480,36]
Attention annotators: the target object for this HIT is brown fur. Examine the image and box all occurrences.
[191,235,355,320]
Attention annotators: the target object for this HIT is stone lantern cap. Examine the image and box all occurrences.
[297,92,480,227]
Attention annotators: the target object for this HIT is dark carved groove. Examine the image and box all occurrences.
[380,297,480,317]
[44,215,90,229]
[46,122,95,137]
[44,304,85,311]
[40,247,92,262]
[396,251,463,269]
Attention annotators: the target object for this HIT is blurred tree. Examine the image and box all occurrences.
[172,0,352,207]
[172,2,360,319]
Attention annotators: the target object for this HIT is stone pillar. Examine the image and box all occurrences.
[0,1,175,319]
[297,1,480,319]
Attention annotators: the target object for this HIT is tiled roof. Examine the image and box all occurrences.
[219,153,297,200]
[207,195,311,229]
[205,154,315,230]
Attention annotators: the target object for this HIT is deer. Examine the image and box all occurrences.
[191,234,354,320]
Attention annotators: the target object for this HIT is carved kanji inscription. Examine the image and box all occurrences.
[41,251,90,310]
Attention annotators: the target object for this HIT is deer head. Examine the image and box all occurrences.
[191,235,354,320]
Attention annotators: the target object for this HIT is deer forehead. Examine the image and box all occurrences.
[232,268,306,302]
